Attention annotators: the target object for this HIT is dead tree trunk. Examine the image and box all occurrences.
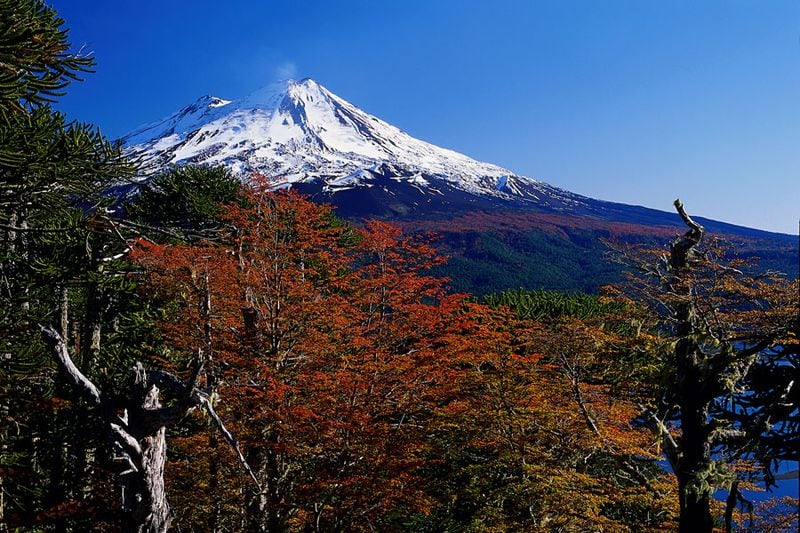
[41,325,260,532]
[668,200,714,533]
[119,364,171,533]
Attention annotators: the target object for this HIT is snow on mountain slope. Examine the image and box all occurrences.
[123,78,585,211]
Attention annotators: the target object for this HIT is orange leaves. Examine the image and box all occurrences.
[438,294,679,529]
[132,184,484,530]
[129,184,688,529]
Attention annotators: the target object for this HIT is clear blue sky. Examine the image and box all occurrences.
[52,0,799,234]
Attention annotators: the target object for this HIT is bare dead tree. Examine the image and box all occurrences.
[41,325,260,533]
[615,200,793,533]
[667,200,716,532]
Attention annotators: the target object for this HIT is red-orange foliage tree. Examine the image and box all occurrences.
[131,183,481,531]
[427,296,677,530]
[130,182,710,531]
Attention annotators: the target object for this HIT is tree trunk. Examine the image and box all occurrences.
[122,367,171,533]
[670,200,713,533]
[76,251,104,504]
[675,341,714,532]
[677,484,713,533]
[209,432,221,532]
[245,445,267,533]
[265,448,283,533]
[43,329,173,532]
[46,379,70,533]
[41,326,258,533]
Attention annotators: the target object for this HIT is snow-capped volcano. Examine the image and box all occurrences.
[122,78,796,291]
[124,78,585,215]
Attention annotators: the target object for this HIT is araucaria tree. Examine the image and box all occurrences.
[1,1,135,529]
[1,3,252,530]
[619,200,796,532]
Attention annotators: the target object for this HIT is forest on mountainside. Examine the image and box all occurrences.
[1,1,798,532]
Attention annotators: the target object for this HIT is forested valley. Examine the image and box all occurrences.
[1,2,798,531]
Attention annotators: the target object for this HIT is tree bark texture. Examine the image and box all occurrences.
[119,365,171,533]
[41,327,172,532]
[670,200,714,533]
[41,325,258,532]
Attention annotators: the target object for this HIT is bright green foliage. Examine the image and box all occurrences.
[0,0,131,222]
[434,228,626,294]
[483,287,626,321]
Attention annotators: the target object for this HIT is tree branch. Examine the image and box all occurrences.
[148,369,263,491]
[674,199,703,236]
[638,403,680,470]
[40,324,102,406]
[0,224,71,233]
[42,325,261,492]
[195,390,263,492]
[671,199,704,269]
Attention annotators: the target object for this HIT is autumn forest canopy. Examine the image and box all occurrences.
[1,1,798,532]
